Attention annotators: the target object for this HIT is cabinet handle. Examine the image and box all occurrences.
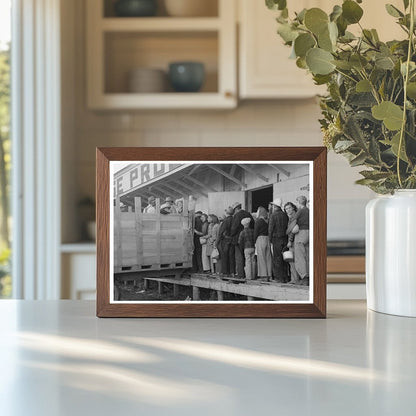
[224,91,234,99]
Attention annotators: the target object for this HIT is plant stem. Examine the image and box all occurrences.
[397,0,415,188]
[334,68,358,84]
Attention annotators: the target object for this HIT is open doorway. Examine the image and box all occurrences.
[248,185,273,214]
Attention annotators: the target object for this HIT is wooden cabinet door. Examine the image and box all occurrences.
[238,0,404,99]
[239,0,326,99]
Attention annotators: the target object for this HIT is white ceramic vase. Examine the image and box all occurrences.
[366,190,416,317]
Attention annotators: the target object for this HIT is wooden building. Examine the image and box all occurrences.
[113,162,311,301]
[114,162,310,217]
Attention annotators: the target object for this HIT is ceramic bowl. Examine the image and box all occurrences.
[168,62,205,92]
[114,0,158,17]
[128,68,167,93]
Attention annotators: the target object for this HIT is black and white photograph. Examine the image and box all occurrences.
[110,161,313,303]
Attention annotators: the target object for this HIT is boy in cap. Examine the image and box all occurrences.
[238,217,256,280]
[230,202,254,278]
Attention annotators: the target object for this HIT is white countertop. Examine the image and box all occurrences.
[0,300,415,415]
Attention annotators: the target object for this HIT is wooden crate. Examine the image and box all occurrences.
[114,197,193,273]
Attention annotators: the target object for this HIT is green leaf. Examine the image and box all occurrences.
[294,33,316,58]
[304,8,329,35]
[296,57,308,69]
[313,74,332,85]
[362,29,376,46]
[355,178,378,186]
[266,0,287,11]
[378,78,386,100]
[371,29,380,43]
[277,23,298,43]
[336,15,348,36]
[403,0,410,10]
[372,101,404,131]
[356,79,372,92]
[318,27,334,52]
[369,136,382,163]
[385,4,404,18]
[330,5,342,22]
[342,0,364,24]
[344,115,367,147]
[375,55,395,70]
[306,48,335,75]
[296,8,307,23]
[328,21,338,44]
[350,54,368,70]
[348,92,377,107]
[382,132,409,162]
[334,140,355,152]
[401,61,416,76]
[350,152,368,167]
[339,31,356,43]
[407,82,416,99]
[333,60,352,70]
[359,170,391,181]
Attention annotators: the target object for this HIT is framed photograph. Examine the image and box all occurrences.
[96,147,327,318]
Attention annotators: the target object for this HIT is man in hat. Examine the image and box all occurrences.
[160,196,177,215]
[192,210,204,272]
[143,196,156,214]
[217,206,234,276]
[230,202,254,278]
[294,195,309,284]
[268,197,289,282]
[238,217,256,280]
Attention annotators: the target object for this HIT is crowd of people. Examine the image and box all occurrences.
[191,196,310,286]
[140,194,309,285]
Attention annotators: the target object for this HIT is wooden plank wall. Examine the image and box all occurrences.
[114,196,193,271]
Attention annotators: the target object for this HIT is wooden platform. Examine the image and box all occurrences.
[117,272,310,301]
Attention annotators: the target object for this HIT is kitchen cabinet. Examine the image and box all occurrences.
[238,0,404,99]
[61,244,96,300]
[86,0,237,109]
[238,0,325,99]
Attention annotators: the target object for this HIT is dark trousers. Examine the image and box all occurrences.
[192,238,203,272]
[218,240,231,275]
[271,237,288,282]
[235,245,245,278]
[229,243,236,275]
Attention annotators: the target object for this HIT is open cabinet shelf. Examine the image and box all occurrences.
[101,17,221,31]
[86,0,237,109]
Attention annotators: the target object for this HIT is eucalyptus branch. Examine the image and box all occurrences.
[397,0,415,188]
[334,67,360,84]
[358,69,381,104]
[390,79,398,101]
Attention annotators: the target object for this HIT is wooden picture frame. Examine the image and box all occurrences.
[96,147,327,318]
